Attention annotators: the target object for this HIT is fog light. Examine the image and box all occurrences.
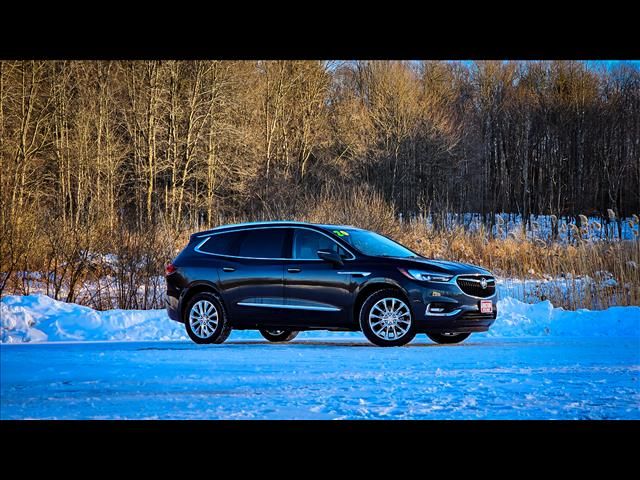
[426,302,462,316]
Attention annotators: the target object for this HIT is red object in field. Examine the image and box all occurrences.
[165,263,177,275]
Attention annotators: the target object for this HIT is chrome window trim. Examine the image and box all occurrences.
[237,301,341,312]
[193,225,356,261]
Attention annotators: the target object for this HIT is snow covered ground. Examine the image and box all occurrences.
[1,337,638,419]
[1,294,639,419]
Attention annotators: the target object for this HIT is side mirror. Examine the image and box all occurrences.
[317,249,344,267]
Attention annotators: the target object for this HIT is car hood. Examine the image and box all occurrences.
[388,257,492,276]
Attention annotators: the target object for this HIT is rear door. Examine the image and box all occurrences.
[282,227,354,327]
[198,227,288,325]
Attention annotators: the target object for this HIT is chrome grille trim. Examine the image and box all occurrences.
[456,275,496,299]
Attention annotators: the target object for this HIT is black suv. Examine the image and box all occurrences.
[165,221,497,347]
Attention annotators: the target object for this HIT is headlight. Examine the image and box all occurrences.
[398,268,453,282]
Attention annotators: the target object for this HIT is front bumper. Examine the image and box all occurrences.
[417,305,497,333]
[404,278,498,334]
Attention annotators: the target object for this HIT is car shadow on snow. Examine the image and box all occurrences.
[226,340,495,348]
[137,340,494,350]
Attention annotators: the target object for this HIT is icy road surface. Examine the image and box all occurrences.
[1,335,638,419]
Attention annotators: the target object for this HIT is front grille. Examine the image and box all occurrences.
[456,275,496,298]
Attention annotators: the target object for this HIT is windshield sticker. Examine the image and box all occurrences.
[333,230,350,237]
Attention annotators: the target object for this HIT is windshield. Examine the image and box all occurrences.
[329,229,418,258]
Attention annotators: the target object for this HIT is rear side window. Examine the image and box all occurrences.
[236,228,287,259]
[197,231,244,256]
[292,228,349,260]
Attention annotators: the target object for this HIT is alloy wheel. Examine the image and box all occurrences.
[188,300,219,339]
[368,297,412,341]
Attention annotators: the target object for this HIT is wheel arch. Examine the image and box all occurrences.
[353,280,410,325]
[179,281,225,322]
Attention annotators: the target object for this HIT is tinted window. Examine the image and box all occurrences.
[292,229,349,260]
[236,228,287,259]
[335,229,417,258]
[197,231,245,256]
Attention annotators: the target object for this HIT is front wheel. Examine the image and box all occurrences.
[426,332,471,344]
[259,329,299,343]
[360,289,416,347]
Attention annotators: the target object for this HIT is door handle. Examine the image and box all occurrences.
[287,268,302,273]
[222,267,236,272]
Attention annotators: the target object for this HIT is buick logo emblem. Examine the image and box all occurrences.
[480,278,488,289]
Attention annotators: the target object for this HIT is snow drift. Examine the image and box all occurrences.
[0,294,185,344]
[1,293,639,344]
[487,296,639,338]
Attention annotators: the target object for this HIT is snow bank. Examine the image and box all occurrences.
[487,296,640,338]
[1,294,186,344]
[1,293,639,343]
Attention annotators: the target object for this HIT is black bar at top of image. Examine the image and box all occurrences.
[1,17,638,60]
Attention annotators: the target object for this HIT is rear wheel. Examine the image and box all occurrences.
[184,292,232,344]
[259,329,299,342]
[359,289,416,347]
[426,332,471,344]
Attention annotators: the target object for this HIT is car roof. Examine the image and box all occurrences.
[193,221,364,237]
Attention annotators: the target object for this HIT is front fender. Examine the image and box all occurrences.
[354,277,406,297]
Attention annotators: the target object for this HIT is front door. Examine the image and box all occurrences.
[283,228,354,327]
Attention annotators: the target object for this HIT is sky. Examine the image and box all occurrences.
[589,60,640,69]
[455,60,640,70]
[325,60,640,72]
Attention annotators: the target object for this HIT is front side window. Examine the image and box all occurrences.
[236,228,287,259]
[292,229,350,260]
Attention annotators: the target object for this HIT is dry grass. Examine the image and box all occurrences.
[213,188,640,310]
[397,221,639,309]
[2,187,639,310]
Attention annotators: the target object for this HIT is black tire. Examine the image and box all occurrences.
[426,332,471,344]
[184,291,232,344]
[259,329,300,342]
[359,289,416,347]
